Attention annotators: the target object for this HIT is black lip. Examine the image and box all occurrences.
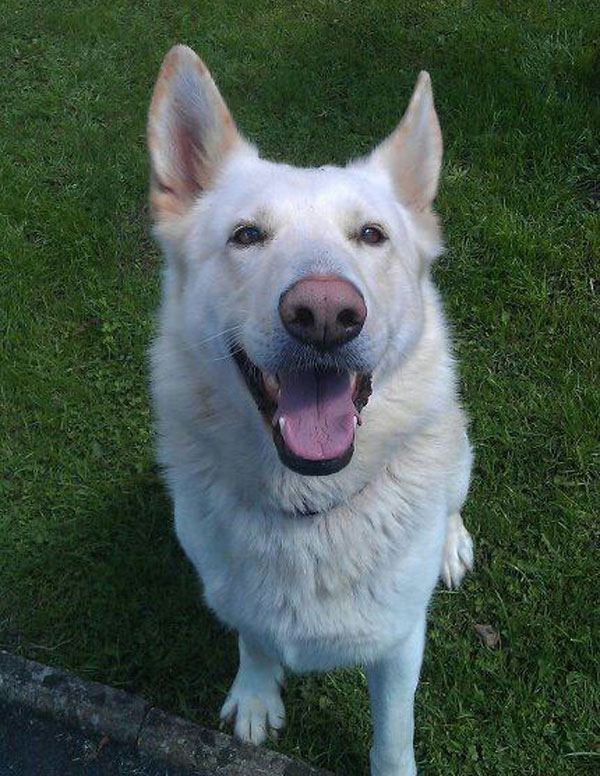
[232,348,277,416]
[231,345,371,477]
[273,422,354,476]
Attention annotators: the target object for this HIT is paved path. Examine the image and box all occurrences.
[0,700,197,776]
[0,651,330,776]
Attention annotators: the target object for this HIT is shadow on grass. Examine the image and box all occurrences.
[4,467,238,730]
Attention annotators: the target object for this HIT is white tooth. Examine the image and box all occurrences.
[264,372,279,392]
[353,416,358,429]
[279,417,286,432]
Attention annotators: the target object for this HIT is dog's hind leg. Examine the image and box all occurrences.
[220,634,285,745]
[441,511,474,589]
[440,430,474,588]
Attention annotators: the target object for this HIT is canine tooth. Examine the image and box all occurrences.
[263,372,279,392]
[353,416,358,429]
[279,416,286,432]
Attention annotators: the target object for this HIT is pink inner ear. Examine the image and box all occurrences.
[367,72,442,212]
[173,123,206,197]
[148,46,244,217]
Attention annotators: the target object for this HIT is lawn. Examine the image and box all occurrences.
[1,1,599,773]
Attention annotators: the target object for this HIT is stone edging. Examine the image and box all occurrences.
[0,650,331,775]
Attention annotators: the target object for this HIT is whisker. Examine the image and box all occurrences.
[197,324,243,346]
[208,346,243,363]
[149,324,246,365]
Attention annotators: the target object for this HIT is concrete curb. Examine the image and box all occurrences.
[0,651,332,775]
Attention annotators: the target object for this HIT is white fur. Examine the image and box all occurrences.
[148,45,473,775]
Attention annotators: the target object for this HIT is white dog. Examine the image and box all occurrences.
[147,45,473,776]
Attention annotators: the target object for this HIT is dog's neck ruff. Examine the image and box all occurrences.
[277,480,370,520]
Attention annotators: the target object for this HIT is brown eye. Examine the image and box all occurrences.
[230,224,266,247]
[359,224,387,245]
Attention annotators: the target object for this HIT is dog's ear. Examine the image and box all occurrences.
[369,72,442,211]
[147,45,251,220]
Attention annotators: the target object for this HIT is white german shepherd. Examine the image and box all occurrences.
[147,45,474,776]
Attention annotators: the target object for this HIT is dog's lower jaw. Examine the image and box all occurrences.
[231,346,372,476]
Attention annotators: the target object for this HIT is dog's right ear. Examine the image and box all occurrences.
[147,45,252,220]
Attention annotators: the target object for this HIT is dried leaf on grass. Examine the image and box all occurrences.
[474,623,500,648]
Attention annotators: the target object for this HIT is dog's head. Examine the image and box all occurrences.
[148,45,443,478]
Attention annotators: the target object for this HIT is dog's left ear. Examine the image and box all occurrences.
[369,72,442,211]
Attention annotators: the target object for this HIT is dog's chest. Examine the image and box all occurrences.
[183,483,445,670]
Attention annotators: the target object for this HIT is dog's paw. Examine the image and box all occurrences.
[219,675,285,745]
[370,748,417,776]
[441,512,473,589]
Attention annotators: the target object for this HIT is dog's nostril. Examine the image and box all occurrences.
[293,306,315,329]
[279,275,366,349]
[337,308,360,329]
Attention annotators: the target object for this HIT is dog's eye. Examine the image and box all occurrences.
[359,225,387,245]
[230,224,266,247]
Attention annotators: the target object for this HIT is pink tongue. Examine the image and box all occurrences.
[277,371,355,461]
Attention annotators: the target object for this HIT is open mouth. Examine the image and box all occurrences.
[232,349,372,476]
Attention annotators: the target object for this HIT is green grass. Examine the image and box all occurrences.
[1,1,599,773]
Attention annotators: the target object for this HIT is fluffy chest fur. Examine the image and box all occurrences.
[173,457,448,672]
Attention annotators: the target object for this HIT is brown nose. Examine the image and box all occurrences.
[279,275,367,350]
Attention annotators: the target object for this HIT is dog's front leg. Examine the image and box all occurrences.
[220,634,285,745]
[366,618,426,776]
